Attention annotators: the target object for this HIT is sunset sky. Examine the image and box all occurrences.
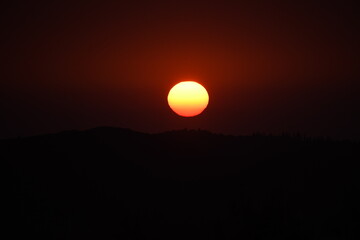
[1,0,359,139]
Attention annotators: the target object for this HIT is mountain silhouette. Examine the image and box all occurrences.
[2,127,360,240]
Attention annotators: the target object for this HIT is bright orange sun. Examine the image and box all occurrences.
[167,81,209,117]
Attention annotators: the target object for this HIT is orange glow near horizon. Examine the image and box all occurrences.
[167,81,209,117]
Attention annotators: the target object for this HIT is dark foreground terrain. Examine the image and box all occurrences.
[2,127,360,239]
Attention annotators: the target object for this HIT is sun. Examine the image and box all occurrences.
[167,81,209,117]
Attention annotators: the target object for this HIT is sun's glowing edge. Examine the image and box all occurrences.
[167,81,209,117]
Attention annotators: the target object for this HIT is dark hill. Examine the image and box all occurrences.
[2,127,360,239]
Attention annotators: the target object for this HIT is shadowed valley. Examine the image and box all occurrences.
[2,127,360,239]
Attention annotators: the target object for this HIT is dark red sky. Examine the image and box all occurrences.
[1,0,359,139]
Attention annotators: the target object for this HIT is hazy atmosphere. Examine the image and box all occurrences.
[1,0,359,139]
